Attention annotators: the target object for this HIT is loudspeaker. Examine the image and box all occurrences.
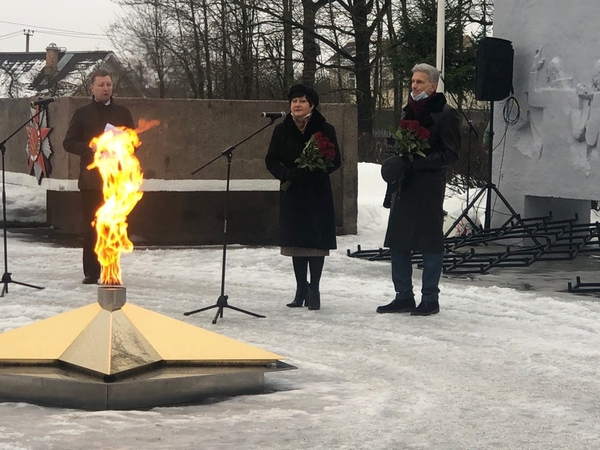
[475,37,514,101]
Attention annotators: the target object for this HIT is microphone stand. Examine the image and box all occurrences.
[184,118,280,324]
[437,83,480,237]
[438,77,478,209]
[0,105,47,296]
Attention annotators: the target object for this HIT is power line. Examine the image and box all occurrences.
[0,31,23,41]
[0,20,106,37]
[36,30,111,41]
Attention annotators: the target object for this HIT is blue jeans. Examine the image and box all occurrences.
[391,249,444,303]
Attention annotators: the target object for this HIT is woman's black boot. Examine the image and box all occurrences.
[307,284,320,310]
[286,282,309,307]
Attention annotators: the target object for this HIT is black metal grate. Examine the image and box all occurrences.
[348,213,600,280]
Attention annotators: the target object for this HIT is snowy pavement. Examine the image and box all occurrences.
[0,165,598,449]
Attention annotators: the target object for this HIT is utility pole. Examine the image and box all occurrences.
[23,29,34,52]
[436,0,445,92]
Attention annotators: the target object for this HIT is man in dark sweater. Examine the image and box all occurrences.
[63,69,135,284]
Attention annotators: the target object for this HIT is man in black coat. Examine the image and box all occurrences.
[377,63,461,316]
[63,69,135,284]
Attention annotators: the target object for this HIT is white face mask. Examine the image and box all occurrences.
[410,81,433,101]
[411,90,429,101]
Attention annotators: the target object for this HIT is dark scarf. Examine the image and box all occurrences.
[291,112,312,134]
[284,108,327,138]
[404,92,447,128]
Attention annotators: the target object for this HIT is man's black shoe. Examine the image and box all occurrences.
[376,297,415,313]
[82,276,98,285]
[411,301,440,316]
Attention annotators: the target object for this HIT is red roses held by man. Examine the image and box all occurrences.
[389,119,431,161]
[281,131,336,190]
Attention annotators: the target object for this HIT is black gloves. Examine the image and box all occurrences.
[383,179,399,209]
[383,192,393,209]
[284,167,326,183]
[381,155,407,184]
[284,168,303,183]
[305,169,327,180]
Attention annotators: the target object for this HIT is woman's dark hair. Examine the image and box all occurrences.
[288,84,320,108]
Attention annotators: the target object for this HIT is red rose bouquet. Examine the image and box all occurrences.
[389,119,430,161]
[281,131,336,190]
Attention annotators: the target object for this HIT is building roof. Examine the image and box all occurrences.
[0,47,118,98]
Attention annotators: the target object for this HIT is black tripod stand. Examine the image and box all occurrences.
[456,104,479,209]
[184,118,280,324]
[445,100,540,246]
[0,106,46,296]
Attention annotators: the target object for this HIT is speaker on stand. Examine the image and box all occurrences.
[475,37,514,102]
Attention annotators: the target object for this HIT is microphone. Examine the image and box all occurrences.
[30,97,56,107]
[261,111,286,120]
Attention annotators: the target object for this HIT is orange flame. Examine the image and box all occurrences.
[87,121,157,285]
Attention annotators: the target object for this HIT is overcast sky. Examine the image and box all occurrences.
[0,0,122,53]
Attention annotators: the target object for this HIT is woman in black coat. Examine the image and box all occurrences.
[265,84,341,310]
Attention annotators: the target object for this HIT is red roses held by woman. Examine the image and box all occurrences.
[281,131,336,190]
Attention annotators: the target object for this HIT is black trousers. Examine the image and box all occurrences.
[81,189,104,279]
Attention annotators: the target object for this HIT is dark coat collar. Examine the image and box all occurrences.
[90,96,114,107]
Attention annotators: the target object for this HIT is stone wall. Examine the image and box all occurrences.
[492,0,600,224]
[0,97,358,245]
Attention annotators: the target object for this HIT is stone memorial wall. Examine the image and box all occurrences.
[0,97,358,245]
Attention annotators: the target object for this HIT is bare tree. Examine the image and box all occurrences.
[109,0,175,97]
[300,0,331,85]
[282,0,295,89]
[464,0,494,36]
[104,0,492,161]
[0,63,28,98]
[332,0,391,135]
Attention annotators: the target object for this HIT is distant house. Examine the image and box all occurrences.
[0,43,143,99]
[318,40,395,108]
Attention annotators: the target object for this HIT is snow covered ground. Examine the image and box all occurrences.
[0,164,599,449]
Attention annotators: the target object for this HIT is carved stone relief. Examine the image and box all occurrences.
[518,46,599,175]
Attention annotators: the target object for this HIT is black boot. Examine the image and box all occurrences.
[411,301,440,316]
[376,297,415,313]
[307,284,320,310]
[286,282,309,307]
